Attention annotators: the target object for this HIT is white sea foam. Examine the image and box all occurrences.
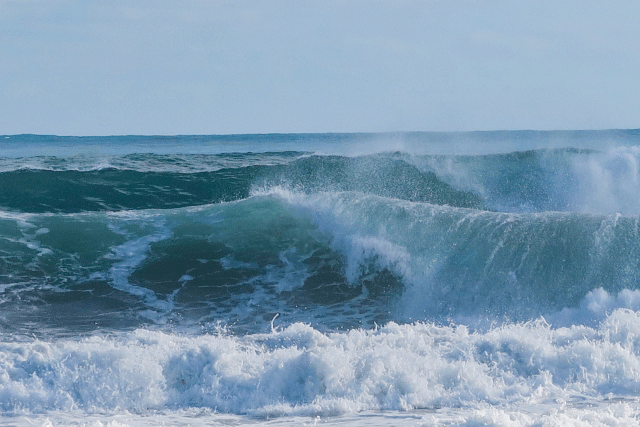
[106,214,174,313]
[569,146,640,215]
[10,403,640,426]
[550,288,640,328]
[2,308,640,422]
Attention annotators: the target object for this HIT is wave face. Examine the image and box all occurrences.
[3,131,640,425]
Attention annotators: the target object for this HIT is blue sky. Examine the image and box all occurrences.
[1,1,639,135]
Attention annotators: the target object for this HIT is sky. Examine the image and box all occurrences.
[1,0,639,136]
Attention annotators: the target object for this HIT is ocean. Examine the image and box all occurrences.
[2,131,640,426]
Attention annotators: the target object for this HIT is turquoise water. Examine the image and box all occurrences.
[2,131,640,426]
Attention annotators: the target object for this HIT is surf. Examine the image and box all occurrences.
[3,132,640,425]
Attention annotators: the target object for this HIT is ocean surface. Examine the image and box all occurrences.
[2,131,640,426]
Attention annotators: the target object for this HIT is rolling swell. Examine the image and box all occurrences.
[3,188,640,334]
[0,167,263,213]
[0,197,403,334]
[4,146,640,334]
[275,190,640,320]
[0,153,483,213]
[5,146,635,214]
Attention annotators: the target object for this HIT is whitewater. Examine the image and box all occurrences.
[2,130,640,426]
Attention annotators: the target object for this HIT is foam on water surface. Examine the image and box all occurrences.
[4,132,640,425]
[2,311,640,424]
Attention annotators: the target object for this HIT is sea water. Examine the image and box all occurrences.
[2,131,640,426]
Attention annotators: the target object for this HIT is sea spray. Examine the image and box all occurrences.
[3,132,640,425]
[2,312,640,417]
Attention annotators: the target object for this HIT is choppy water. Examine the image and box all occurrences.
[2,131,640,426]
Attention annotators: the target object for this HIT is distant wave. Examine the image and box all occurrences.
[0,153,482,213]
[3,148,640,215]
